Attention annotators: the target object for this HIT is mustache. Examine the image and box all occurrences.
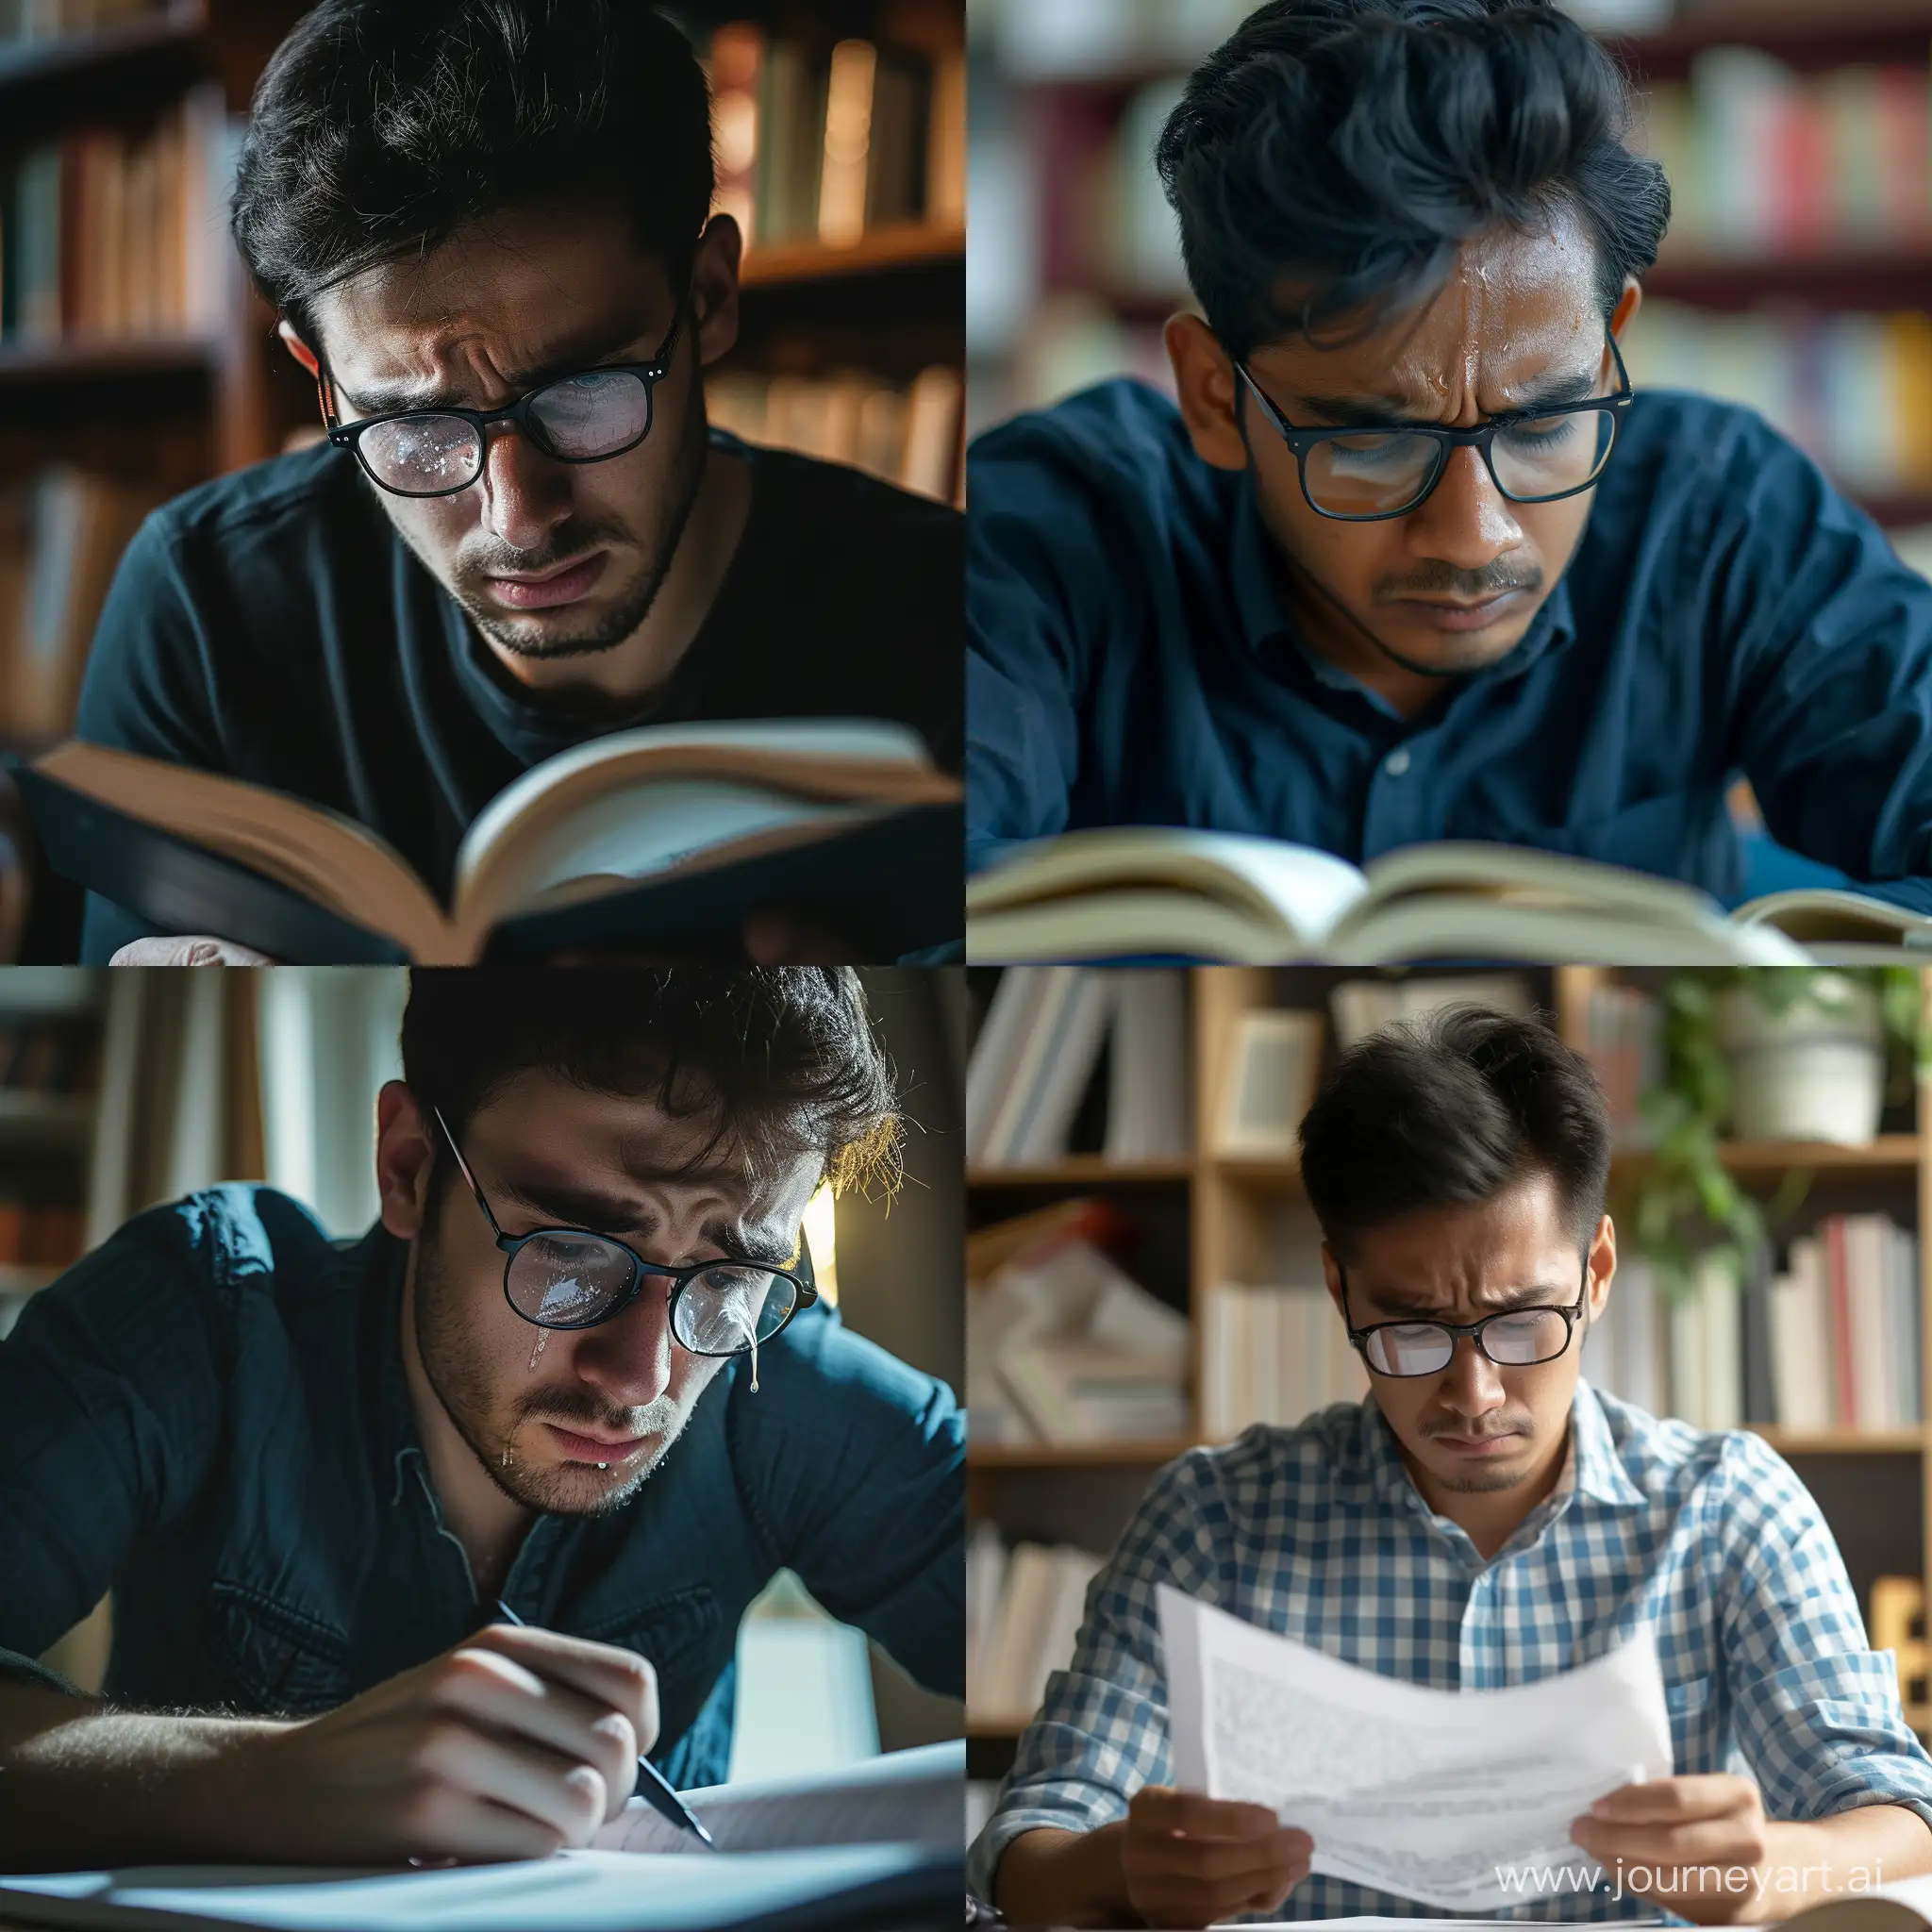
[1377,564,1542,601]
[517,1387,678,1439]
[457,524,629,582]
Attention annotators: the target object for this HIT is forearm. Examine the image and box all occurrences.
[993,1822,1135,1928]
[1750,1806,1932,1921]
[0,1685,290,1873]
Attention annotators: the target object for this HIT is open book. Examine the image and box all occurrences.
[0,1743,964,1932]
[966,828,1829,964]
[12,721,963,964]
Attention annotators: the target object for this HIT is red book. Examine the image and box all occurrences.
[1774,87,1831,255]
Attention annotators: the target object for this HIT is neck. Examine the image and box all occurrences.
[1397,1417,1572,1564]
[484,437,755,711]
[399,1249,532,1606]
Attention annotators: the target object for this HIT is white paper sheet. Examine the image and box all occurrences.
[1158,1586,1674,1912]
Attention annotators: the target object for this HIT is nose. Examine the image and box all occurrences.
[1405,442,1522,570]
[474,419,575,552]
[571,1284,675,1411]
[1436,1331,1508,1417]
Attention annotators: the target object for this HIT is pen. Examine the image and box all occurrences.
[491,1598,715,1848]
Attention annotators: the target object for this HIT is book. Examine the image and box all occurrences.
[0,1744,964,1932]
[1211,1008,1324,1157]
[1103,969,1189,1161]
[12,720,964,964]
[966,829,1815,965]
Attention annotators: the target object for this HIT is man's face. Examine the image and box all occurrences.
[306,204,719,669]
[408,1071,819,1517]
[1185,213,1635,676]
[1324,1173,1611,1502]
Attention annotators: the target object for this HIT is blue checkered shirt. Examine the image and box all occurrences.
[967,1380,1932,1921]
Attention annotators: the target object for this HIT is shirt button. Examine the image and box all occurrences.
[1384,747,1411,776]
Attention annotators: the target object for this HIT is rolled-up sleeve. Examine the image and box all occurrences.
[1719,1434,1932,1829]
[967,1451,1228,1902]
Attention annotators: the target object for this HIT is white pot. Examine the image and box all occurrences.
[1714,975,1885,1145]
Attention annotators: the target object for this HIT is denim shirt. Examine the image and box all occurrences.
[0,1186,964,1787]
[967,379,1932,912]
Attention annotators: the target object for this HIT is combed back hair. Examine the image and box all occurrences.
[1155,0,1671,358]
[232,0,713,355]
[400,969,901,1199]
[1297,1003,1611,1257]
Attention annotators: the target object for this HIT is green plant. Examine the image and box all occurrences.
[1622,968,1931,1296]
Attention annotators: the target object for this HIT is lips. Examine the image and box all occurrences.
[1388,590,1526,633]
[544,1421,648,1463]
[1435,1431,1522,1455]
[486,551,608,610]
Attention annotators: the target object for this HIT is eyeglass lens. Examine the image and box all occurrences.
[1364,1307,1572,1375]
[1305,408,1618,516]
[505,1235,799,1352]
[355,369,657,496]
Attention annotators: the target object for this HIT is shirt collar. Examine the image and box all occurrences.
[1227,475,1581,701]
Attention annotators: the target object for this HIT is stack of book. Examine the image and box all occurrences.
[1580,981,1662,1151]
[705,365,964,503]
[967,967,1190,1169]
[0,83,238,345]
[967,1524,1106,1730]
[1202,1282,1370,1438]
[967,1201,1191,1445]
[0,468,167,741]
[1584,1224,1923,1432]
[1638,57,1932,262]
[704,21,966,250]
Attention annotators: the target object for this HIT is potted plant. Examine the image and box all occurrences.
[1622,968,1929,1295]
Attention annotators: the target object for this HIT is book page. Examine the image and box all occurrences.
[1158,1587,1673,1913]
[591,1740,964,1857]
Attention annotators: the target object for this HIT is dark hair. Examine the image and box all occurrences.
[1297,1004,1610,1257]
[400,969,900,1196]
[1155,0,1671,358]
[232,0,714,354]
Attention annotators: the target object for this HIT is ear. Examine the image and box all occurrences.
[1321,1241,1344,1320]
[688,213,742,371]
[1166,312,1250,473]
[375,1080,436,1241]
[278,319,321,378]
[1608,275,1641,344]
[1588,1212,1617,1318]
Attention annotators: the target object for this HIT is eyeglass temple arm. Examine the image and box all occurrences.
[432,1106,506,1239]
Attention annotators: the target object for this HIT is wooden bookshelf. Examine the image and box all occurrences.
[739,220,964,288]
[968,966,1932,1770]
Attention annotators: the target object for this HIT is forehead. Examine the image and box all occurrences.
[308,201,672,401]
[1253,213,1604,411]
[1348,1172,1577,1301]
[463,1067,821,1228]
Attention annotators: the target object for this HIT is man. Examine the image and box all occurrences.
[970,1007,1932,1928]
[75,0,961,964]
[0,969,962,1869]
[967,0,1932,909]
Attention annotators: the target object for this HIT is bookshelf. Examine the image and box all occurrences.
[966,965,1932,1780]
[962,0,1932,575]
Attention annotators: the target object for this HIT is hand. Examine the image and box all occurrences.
[108,936,276,965]
[1119,1787,1313,1929]
[204,1623,658,1863]
[1571,1774,1771,1924]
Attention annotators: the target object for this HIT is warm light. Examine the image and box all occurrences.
[801,1184,839,1307]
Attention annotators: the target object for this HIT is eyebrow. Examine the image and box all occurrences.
[493,1173,793,1270]
[1290,366,1603,429]
[1367,1281,1574,1319]
[336,325,652,416]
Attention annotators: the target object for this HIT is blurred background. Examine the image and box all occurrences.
[965,962,1932,1834]
[6,963,965,1782]
[0,0,964,960]
[966,0,1932,900]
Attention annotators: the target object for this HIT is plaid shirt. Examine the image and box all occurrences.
[968,1380,1932,1921]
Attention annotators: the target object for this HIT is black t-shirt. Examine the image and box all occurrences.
[72,429,962,961]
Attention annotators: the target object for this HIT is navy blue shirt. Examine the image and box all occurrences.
[0,1187,963,1787]
[967,378,1932,912]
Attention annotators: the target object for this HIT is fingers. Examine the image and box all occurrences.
[1586,1774,1757,1825]
[1124,1789,1314,1929]
[1128,1785,1286,1841]
[410,1718,610,1849]
[464,1625,660,1763]
[109,936,277,965]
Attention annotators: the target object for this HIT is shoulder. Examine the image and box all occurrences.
[138,440,375,570]
[729,1300,961,1443]
[1596,387,1833,529]
[735,435,959,560]
[1589,1382,1812,1525]
[105,1184,354,1314]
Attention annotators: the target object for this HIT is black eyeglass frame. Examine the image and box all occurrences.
[432,1105,817,1348]
[1339,1254,1592,1376]
[1234,335,1635,524]
[318,308,686,500]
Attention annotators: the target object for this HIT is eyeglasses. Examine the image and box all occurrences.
[432,1107,815,1354]
[1235,336,1633,522]
[1341,1256,1591,1376]
[319,309,685,499]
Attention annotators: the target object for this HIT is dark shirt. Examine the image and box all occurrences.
[75,432,963,962]
[966,378,1932,912]
[0,1186,963,1786]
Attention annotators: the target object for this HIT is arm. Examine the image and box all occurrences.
[1713,414,1932,914]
